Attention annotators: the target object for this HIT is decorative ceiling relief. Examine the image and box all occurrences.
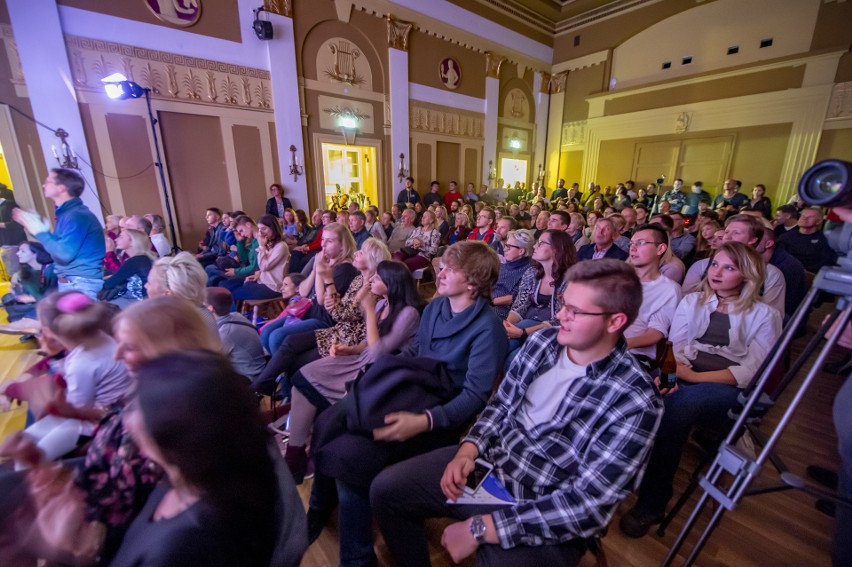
[317,38,373,90]
[410,102,483,139]
[144,0,202,28]
[439,58,461,91]
[827,82,852,121]
[504,88,530,121]
[485,52,506,79]
[64,35,273,110]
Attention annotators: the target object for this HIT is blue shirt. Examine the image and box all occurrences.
[36,197,105,279]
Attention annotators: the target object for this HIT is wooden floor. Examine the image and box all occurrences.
[294,290,843,567]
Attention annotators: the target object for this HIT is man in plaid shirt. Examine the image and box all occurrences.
[371,260,663,566]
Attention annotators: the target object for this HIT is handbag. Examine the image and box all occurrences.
[215,255,240,270]
[399,246,419,258]
[342,355,456,436]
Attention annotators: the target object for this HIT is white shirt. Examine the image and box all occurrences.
[682,257,786,317]
[518,347,586,429]
[669,292,782,388]
[625,275,683,359]
[150,233,171,257]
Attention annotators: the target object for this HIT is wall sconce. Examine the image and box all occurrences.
[289,145,304,181]
[338,115,358,145]
[537,163,545,184]
[487,160,496,181]
[397,153,409,184]
[509,137,521,150]
[51,128,78,170]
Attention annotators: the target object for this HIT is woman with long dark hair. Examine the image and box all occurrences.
[229,214,290,301]
[283,260,425,482]
[503,229,576,362]
[110,350,279,566]
[2,240,56,321]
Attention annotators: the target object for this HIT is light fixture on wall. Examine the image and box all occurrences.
[289,145,304,181]
[51,128,78,170]
[487,160,496,181]
[509,134,521,150]
[101,72,179,254]
[537,163,545,185]
[397,153,409,184]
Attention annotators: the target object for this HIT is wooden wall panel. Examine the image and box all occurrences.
[436,142,460,187]
[105,113,163,219]
[416,143,431,195]
[158,112,229,249]
[464,148,478,188]
[232,125,267,218]
[78,102,110,215]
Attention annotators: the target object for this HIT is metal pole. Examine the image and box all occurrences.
[144,89,180,254]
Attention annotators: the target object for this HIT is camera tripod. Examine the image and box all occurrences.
[661,264,852,567]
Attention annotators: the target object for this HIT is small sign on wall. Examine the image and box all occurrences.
[440,58,461,90]
[145,0,202,27]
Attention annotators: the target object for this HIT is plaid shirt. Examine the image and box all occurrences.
[463,327,663,548]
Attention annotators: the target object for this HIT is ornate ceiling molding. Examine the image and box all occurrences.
[386,14,414,51]
[64,35,273,111]
[263,0,293,17]
[485,52,507,79]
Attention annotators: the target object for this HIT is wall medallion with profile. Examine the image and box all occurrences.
[439,58,461,90]
[144,0,202,27]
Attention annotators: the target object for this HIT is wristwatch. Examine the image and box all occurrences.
[469,515,487,544]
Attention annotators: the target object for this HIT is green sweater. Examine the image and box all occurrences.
[234,238,259,277]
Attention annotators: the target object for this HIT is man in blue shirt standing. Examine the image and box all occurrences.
[14,168,105,300]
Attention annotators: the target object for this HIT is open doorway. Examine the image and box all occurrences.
[320,143,378,211]
[500,157,528,191]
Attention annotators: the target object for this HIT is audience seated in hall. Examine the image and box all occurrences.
[776,206,837,274]
[620,243,782,539]
[683,214,786,316]
[371,260,662,567]
[387,208,416,254]
[283,259,424,483]
[307,240,507,565]
[100,228,156,309]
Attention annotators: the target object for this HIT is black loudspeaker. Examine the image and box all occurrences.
[253,18,272,40]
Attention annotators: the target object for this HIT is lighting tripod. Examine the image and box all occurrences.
[662,264,852,566]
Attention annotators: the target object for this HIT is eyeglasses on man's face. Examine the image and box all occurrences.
[628,239,660,249]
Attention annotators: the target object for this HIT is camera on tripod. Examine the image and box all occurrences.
[799,160,852,264]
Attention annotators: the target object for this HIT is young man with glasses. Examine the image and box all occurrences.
[371,260,663,567]
[624,224,683,365]
[468,208,497,245]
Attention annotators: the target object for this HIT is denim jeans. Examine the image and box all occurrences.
[260,317,327,354]
[371,446,586,567]
[58,276,103,300]
[506,319,544,365]
[337,480,378,567]
[833,374,852,567]
[634,381,741,516]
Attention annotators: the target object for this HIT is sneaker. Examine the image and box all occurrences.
[619,506,663,538]
[304,458,315,481]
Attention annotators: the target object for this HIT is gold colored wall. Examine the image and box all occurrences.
[408,29,485,99]
[816,129,852,163]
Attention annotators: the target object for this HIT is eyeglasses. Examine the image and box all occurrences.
[561,306,615,319]
[628,239,661,248]
[535,240,553,247]
[504,243,523,251]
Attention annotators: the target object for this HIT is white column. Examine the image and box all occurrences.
[389,48,410,193]
[7,0,103,223]
[533,72,549,187]
[545,89,564,190]
[267,13,308,210]
[483,76,499,186]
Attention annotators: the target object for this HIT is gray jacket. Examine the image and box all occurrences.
[216,313,267,381]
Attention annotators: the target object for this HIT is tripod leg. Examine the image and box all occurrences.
[682,502,728,567]
[660,489,712,567]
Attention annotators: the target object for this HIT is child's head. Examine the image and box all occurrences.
[280,273,306,300]
[37,291,114,348]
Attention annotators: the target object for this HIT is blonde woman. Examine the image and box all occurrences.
[101,228,158,308]
[146,251,219,336]
[621,242,782,538]
[262,222,359,355]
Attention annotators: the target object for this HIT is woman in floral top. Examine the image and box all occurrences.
[393,210,441,271]
[252,238,390,395]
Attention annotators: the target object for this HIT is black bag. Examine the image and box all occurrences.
[342,355,456,436]
[398,246,419,259]
[215,255,240,271]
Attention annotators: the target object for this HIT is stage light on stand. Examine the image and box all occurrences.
[100,74,179,255]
